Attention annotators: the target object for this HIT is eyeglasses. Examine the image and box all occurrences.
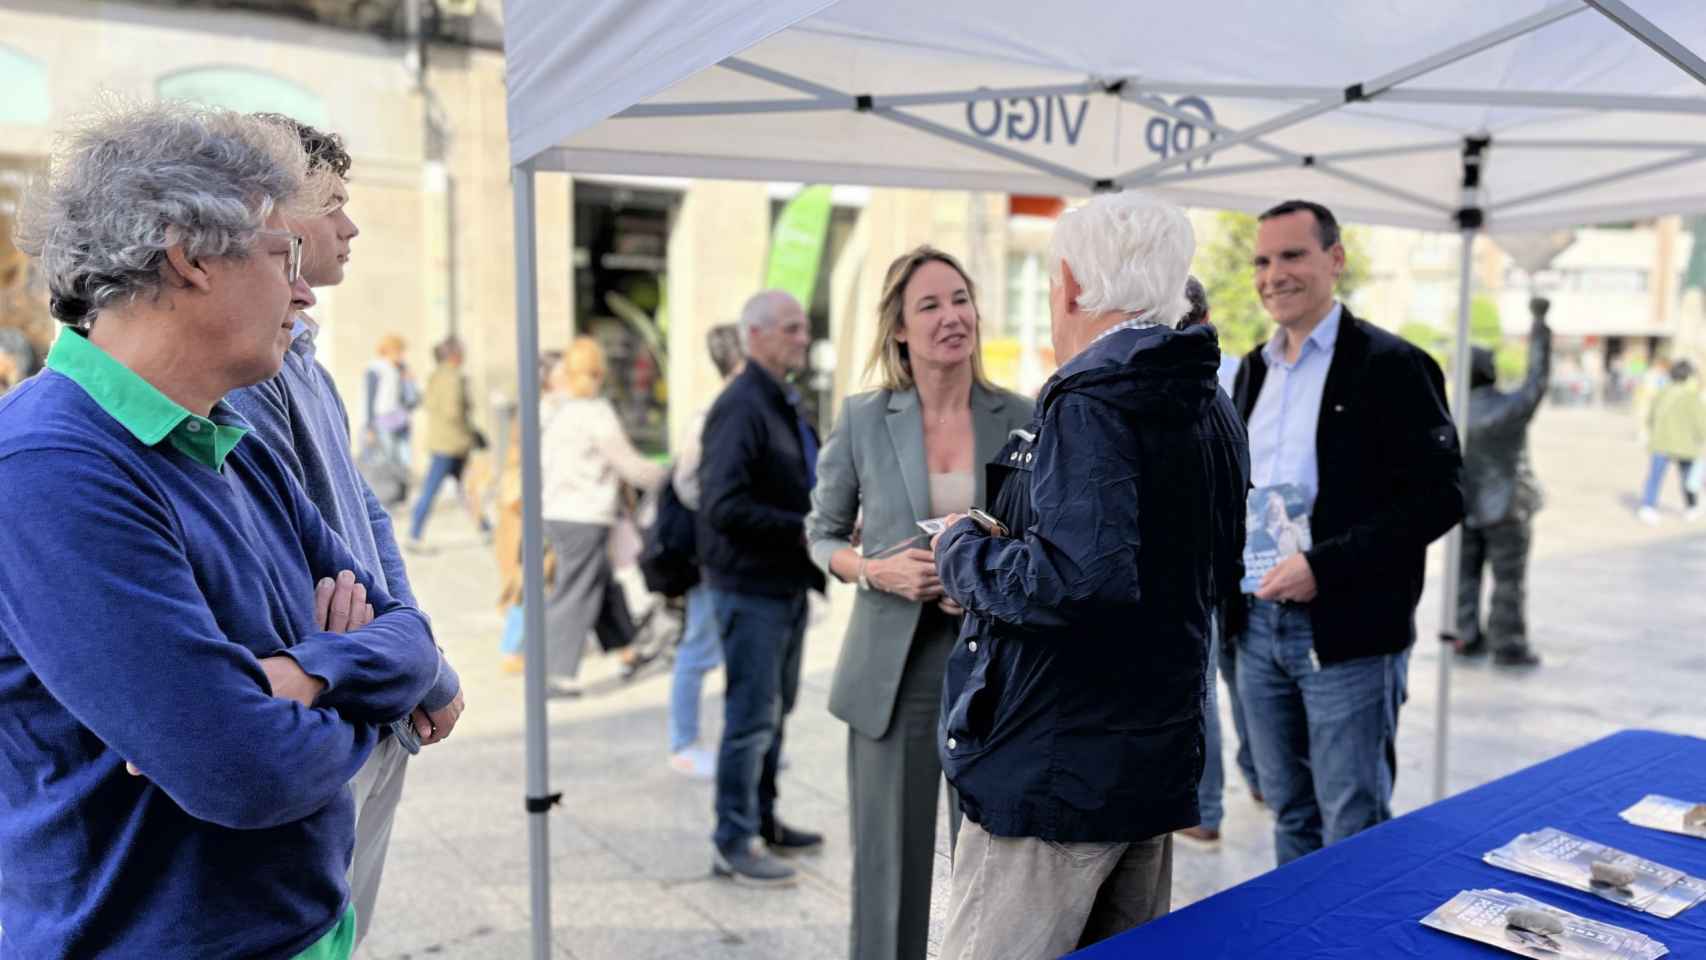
[258,230,305,284]
[286,234,303,285]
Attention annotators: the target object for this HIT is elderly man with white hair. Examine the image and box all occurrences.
[696,289,827,886]
[932,192,1249,958]
[0,102,439,958]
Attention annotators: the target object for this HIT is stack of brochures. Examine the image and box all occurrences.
[1422,889,1668,959]
[1621,796,1706,840]
[1484,828,1706,918]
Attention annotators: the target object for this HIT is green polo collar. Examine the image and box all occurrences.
[45,332,249,471]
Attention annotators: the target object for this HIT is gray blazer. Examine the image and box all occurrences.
[807,381,1032,740]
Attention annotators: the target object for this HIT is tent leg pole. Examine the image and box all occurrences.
[512,162,555,960]
[1434,136,1488,802]
[1434,223,1477,802]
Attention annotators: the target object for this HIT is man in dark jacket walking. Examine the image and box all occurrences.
[698,290,827,886]
[1230,200,1463,866]
[1457,298,1552,667]
[933,192,1249,959]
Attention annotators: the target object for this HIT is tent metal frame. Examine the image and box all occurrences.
[510,3,1706,956]
[592,11,1706,228]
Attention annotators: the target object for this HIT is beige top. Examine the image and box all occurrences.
[540,395,667,525]
[929,471,975,519]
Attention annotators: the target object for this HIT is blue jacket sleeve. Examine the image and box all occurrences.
[319,359,457,710]
[0,450,377,831]
[355,474,460,712]
[272,474,441,722]
[938,394,1142,630]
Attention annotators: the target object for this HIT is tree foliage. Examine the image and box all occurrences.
[1396,295,1524,383]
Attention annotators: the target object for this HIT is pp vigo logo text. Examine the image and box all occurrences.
[962,92,1219,169]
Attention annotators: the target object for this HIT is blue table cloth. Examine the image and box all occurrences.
[1075,730,1706,958]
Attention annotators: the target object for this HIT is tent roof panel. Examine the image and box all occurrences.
[507,0,1706,230]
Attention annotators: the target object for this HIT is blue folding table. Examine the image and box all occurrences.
[1074,730,1706,958]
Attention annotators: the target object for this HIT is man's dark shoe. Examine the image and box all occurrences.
[712,842,797,887]
[760,818,823,856]
[1455,635,1488,657]
[1493,646,1541,668]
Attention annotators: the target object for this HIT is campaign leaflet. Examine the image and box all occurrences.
[1421,889,1667,960]
[1484,828,1706,918]
[1621,795,1706,840]
[1241,483,1313,594]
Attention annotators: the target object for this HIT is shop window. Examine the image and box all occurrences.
[574,182,678,455]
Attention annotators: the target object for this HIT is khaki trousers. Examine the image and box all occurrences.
[940,818,1172,960]
[348,734,409,949]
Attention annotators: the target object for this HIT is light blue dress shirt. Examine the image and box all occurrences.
[1248,302,1343,496]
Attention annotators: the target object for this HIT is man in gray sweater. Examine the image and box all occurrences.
[226,115,466,949]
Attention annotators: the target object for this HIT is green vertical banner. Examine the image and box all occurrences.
[764,185,834,307]
[1685,216,1706,293]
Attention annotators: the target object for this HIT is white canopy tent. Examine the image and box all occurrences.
[500,3,1706,955]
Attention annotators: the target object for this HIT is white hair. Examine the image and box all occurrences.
[1050,191,1195,327]
[738,289,802,353]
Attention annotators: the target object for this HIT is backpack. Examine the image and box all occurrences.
[638,474,700,598]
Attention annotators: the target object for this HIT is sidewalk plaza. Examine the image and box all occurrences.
[364,405,1704,960]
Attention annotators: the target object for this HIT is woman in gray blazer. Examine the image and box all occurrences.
[807,246,1031,960]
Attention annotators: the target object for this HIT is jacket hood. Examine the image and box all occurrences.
[1039,323,1223,422]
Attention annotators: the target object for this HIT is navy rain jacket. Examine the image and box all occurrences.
[935,323,1249,842]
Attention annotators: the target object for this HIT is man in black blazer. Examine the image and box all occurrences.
[1229,200,1463,865]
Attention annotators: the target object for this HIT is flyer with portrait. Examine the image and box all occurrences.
[1241,483,1314,594]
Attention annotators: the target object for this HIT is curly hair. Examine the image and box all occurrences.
[15,99,321,327]
[253,112,352,181]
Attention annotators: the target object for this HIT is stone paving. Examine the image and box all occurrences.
[358,404,1704,960]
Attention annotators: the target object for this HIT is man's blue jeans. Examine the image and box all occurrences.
[1197,613,1261,832]
[669,587,724,754]
[1236,600,1408,865]
[707,587,806,852]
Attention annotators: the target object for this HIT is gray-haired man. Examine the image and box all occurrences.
[2,100,437,960]
[697,291,826,885]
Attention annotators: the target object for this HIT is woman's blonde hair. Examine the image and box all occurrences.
[865,245,992,392]
[562,335,607,399]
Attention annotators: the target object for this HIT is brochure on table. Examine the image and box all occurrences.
[1422,889,1668,960]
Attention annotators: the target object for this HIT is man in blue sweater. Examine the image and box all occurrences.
[228,114,466,949]
[0,103,440,959]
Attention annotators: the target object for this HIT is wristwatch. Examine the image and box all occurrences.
[857,556,872,592]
